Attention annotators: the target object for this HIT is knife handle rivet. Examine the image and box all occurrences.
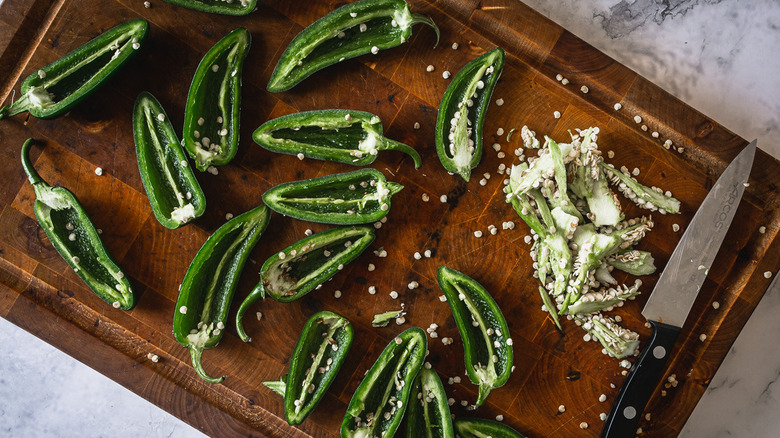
[653,345,667,359]
[623,406,637,420]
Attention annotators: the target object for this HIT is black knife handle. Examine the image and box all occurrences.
[600,321,681,438]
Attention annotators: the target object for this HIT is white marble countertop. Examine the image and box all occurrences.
[1,1,778,437]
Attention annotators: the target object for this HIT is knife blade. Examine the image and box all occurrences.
[600,139,757,438]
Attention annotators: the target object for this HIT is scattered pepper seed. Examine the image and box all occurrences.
[614,103,622,110]
[451,42,459,50]
[413,122,421,130]
[641,124,648,131]
[497,128,505,136]
[414,252,422,260]
[759,226,766,234]
[442,71,451,79]
[368,286,377,294]
[599,394,607,402]
[558,405,566,413]
[652,131,660,138]
[474,230,483,238]
[555,74,563,81]
[495,98,504,106]
[765,271,773,278]
[561,78,569,85]
[712,301,720,309]
[634,115,642,123]
[580,422,588,430]
[390,291,399,299]
[672,224,680,232]
[94,167,103,176]
[553,110,561,119]
[426,64,435,72]
[297,153,305,160]
[699,333,707,342]
[440,195,448,203]
[334,290,342,298]
[580,85,589,94]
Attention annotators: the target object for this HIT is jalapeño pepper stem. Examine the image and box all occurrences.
[380,138,422,168]
[410,13,440,47]
[190,346,224,384]
[235,282,264,342]
[21,139,44,186]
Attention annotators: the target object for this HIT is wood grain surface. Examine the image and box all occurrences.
[1,0,779,437]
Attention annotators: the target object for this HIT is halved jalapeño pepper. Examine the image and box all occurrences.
[341,327,427,438]
[237,226,374,327]
[133,92,206,229]
[263,169,403,225]
[21,139,135,310]
[267,0,439,92]
[406,367,455,438]
[161,0,257,16]
[263,311,353,425]
[1,19,148,120]
[437,266,513,406]
[435,47,505,181]
[253,109,421,168]
[174,205,270,383]
[454,417,525,438]
[183,28,250,171]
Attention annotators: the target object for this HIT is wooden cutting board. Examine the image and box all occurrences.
[1,0,778,436]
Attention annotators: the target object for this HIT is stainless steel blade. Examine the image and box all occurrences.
[642,140,756,327]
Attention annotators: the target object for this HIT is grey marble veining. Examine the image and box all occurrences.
[1,1,779,437]
[523,0,780,160]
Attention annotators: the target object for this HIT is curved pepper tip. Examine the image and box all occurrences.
[189,347,225,384]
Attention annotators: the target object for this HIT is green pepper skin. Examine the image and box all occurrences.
[454,417,525,438]
[437,266,513,406]
[174,205,270,383]
[267,0,440,93]
[21,139,135,310]
[133,92,206,229]
[262,169,403,225]
[183,28,250,171]
[282,311,353,425]
[1,19,148,120]
[435,47,505,181]
[253,109,421,168]
[405,367,455,438]
[341,327,428,438]
[238,226,374,321]
[161,0,257,16]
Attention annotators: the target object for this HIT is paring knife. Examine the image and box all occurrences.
[600,139,757,438]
